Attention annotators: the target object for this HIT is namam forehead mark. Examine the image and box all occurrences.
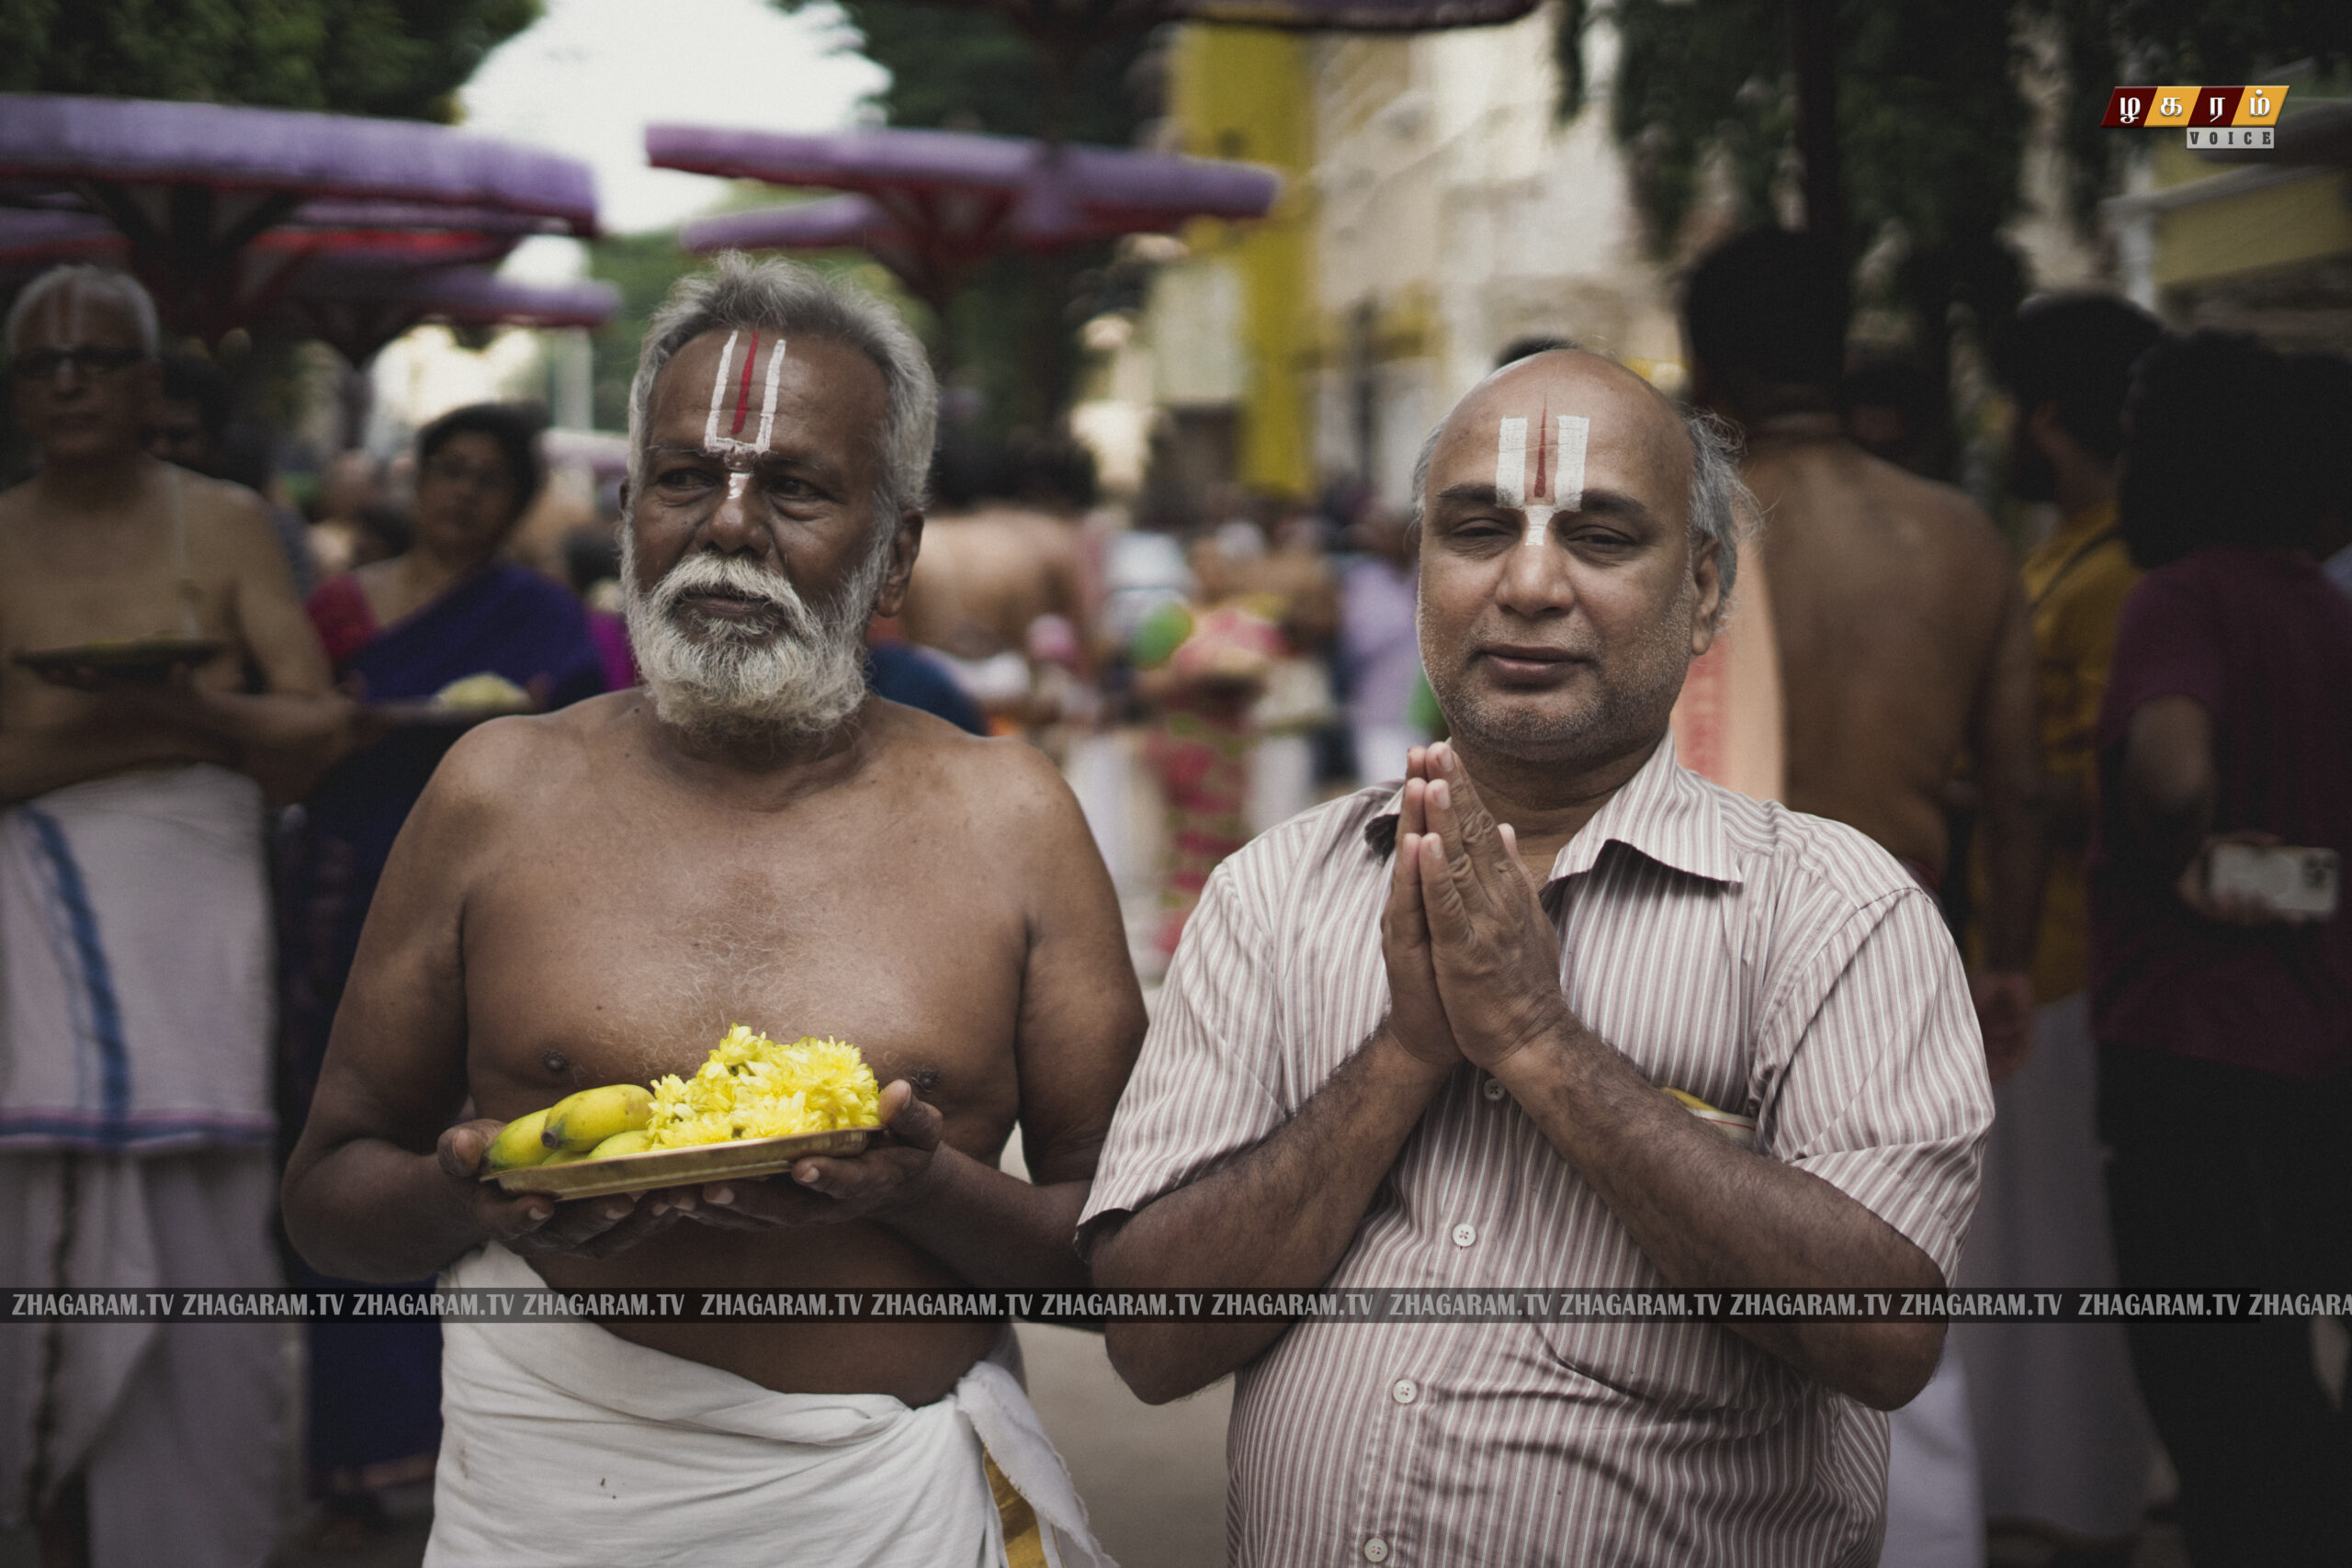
[644,330,888,502]
[14,282,137,354]
[1430,351,1694,542]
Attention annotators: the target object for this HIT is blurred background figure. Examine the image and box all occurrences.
[308,448,390,579]
[1682,227,2043,1568]
[1235,513,1338,835]
[899,438,1094,736]
[2091,332,2352,1568]
[1838,355,1952,479]
[151,351,319,597]
[278,402,606,1547]
[0,264,345,1568]
[1131,528,1283,964]
[1339,504,1427,786]
[2288,352,2352,598]
[1955,291,2164,1564]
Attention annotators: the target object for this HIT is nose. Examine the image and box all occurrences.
[1493,526,1577,618]
[701,468,769,558]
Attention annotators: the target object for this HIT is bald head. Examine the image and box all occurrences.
[1409,348,1746,769]
[1412,349,1747,612]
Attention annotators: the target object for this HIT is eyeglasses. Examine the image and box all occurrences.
[10,345,150,381]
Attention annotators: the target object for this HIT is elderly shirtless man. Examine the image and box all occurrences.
[1682,228,2041,1568]
[282,255,1139,1566]
[1,265,344,1567]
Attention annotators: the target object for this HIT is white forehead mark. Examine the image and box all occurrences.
[1495,417,1528,508]
[726,471,749,500]
[1555,414,1589,513]
[752,340,788,450]
[702,330,740,453]
[1497,412,1595,547]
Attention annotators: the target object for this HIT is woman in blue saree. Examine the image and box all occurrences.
[282,404,607,1537]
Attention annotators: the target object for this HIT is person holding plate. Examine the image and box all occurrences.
[282,400,607,1539]
[0,264,347,1568]
[282,254,1138,1566]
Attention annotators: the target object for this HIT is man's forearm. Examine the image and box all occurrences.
[1496,1021,1944,1410]
[284,1137,486,1283]
[1093,1028,1453,1403]
[877,1147,1093,1292]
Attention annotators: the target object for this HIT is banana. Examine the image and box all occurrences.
[485,1109,555,1171]
[541,1145,598,1166]
[590,1129,654,1159]
[542,1083,654,1155]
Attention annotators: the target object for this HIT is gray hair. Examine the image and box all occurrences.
[6,265,161,357]
[628,252,936,525]
[1405,379,1756,630]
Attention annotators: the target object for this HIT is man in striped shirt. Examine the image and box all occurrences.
[1083,348,1992,1566]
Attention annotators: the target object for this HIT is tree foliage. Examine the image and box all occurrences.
[0,0,541,121]
[1562,0,2347,405]
[773,0,1154,435]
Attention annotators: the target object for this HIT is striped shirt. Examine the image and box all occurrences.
[1080,736,1991,1567]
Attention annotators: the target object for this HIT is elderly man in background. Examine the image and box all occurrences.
[282,254,1136,1566]
[1681,228,2041,1568]
[0,265,346,1566]
[1088,346,1991,1565]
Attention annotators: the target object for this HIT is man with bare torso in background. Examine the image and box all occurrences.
[897,443,1091,730]
[0,265,345,1568]
[1684,228,2041,1568]
[282,255,1137,1565]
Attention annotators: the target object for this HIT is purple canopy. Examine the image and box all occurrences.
[652,124,1276,310]
[0,93,597,338]
[904,0,1534,60]
[273,264,619,366]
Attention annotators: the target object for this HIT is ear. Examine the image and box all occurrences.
[872,508,925,619]
[1688,530,1724,659]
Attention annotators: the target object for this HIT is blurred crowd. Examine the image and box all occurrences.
[3,234,2347,1568]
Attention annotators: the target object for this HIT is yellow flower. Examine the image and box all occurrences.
[643,1028,883,1149]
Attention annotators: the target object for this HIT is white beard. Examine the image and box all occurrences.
[619,527,887,748]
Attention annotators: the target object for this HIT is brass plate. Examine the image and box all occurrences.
[485,1127,877,1201]
[15,637,226,682]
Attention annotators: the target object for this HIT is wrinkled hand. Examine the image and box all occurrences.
[1971,969,2034,1084]
[1411,742,1570,1070]
[2177,830,2313,928]
[1380,748,1463,1067]
[438,1118,693,1260]
[691,1080,947,1231]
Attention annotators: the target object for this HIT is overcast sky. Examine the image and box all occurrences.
[462,0,888,253]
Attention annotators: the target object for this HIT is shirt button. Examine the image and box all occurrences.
[1391,1377,1419,1404]
[1363,1539,1390,1563]
[1452,1222,1476,1247]
[1483,1077,1506,1101]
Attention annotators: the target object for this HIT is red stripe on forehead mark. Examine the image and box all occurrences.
[1531,398,1550,501]
[729,330,761,435]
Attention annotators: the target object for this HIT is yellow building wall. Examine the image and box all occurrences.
[1172,26,1316,499]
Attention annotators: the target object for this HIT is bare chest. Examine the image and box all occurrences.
[460,786,1031,1148]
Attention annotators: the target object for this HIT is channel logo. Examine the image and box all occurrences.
[2102,86,2289,149]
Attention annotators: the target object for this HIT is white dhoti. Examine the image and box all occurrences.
[1953,990,2154,1541]
[430,1243,1114,1568]
[0,766,281,1565]
[1879,1344,1984,1568]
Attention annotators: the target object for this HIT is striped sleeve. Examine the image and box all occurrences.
[1756,886,1993,1280]
[1077,863,1289,1237]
